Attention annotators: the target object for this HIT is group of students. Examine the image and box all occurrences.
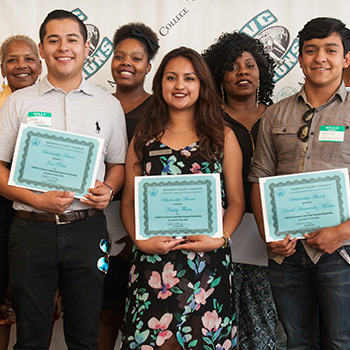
[0,8,349,350]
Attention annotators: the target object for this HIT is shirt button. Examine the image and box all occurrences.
[310,132,314,135]
[306,156,310,159]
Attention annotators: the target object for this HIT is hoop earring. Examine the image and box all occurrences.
[256,80,260,108]
[220,84,225,109]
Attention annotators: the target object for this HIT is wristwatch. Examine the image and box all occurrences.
[103,182,114,202]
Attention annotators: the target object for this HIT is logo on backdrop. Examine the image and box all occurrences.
[71,8,114,79]
[240,10,299,82]
[159,7,190,36]
[275,85,298,102]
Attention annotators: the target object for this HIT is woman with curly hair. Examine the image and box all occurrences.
[120,47,244,349]
[203,32,280,350]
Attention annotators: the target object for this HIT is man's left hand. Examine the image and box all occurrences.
[80,180,110,210]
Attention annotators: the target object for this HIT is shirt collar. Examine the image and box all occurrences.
[38,75,94,96]
[297,81,347,105]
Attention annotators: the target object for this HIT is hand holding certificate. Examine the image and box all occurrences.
[8,124,104,198]
[259,169,350,242]
[135,173,223,240]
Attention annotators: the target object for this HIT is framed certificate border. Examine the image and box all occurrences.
[8,124,104,198]
[259,168,350,242]
[135,173,223,240]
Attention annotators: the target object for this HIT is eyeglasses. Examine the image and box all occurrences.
[97,238,111,274]
[297,108,316,142]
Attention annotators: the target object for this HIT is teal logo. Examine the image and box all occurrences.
[71,8,114,79]
[276,188,285,197]
[240,10,299,82]
[149,188,158,197]
[31,137,40,146]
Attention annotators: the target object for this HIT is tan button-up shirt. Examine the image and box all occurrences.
[249,82,350,263]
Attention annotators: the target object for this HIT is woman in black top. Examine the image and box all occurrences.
[203,32,281,350]
[98,23,159,350]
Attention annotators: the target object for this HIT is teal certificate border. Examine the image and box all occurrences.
[260,169,350,241]
[143,179,213,236]
[9,125,103,198]
[135,174,221,239]
[269,175,345,238]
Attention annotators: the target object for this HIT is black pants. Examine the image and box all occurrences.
[0,196,13,302]
[9,212,108,350]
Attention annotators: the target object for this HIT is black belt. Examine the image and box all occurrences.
[14,209,103,225]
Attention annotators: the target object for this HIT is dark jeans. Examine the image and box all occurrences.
[9,212,108,350]
[269,241,350,350]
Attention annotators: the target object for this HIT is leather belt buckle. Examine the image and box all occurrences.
[55,214,71,225]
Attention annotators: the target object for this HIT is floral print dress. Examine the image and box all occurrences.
[121,140,237,350]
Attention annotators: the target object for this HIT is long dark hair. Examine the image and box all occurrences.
[134,46,225,163]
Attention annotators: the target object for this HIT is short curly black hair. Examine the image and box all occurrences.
[202,31,276,106]
[113,22,159,62]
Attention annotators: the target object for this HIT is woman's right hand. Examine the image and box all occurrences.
[135,236,186,255]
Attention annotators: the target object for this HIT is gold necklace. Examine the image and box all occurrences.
[166,126,195,134]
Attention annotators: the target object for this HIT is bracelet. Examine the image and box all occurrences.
[222,234,228,248]
[222,230,232,248]
[103,182,114,201]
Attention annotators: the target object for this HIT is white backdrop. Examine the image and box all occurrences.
[1,0,350,260]
[1,0,350,99]
[1,1,350,256]
[2,1,350,347]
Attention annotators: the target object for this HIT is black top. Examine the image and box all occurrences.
[113,95,153,200]
[224,112,260,213]
[125,95,153,143]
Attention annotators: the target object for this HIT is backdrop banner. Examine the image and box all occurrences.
[1,0,350,266]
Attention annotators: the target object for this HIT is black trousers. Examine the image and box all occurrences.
[0,196,13,302]
[9,211,108,350]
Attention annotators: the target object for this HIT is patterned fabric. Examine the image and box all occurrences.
[233,264,278,349]
[121,140,237,350]
[0,287,15,325]
[224,112,284,349]
[0,85,11,109]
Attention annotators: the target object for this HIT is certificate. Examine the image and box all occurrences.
[8,124,104,198]
[135,173,223,240]
[259,168,350,242]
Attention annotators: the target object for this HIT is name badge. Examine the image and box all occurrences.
[149,149,173,157]
[27,112,52,127]
[319,125,345,142]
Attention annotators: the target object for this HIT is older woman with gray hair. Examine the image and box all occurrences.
[0,34,41,349]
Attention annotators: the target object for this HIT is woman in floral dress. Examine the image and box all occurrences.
[120,47,245,350]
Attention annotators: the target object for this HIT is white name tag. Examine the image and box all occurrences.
[27,111,52,127]
[318,125,345,142]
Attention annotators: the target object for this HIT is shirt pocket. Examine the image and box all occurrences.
[319,126,350,165]
[272,124,300,161]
